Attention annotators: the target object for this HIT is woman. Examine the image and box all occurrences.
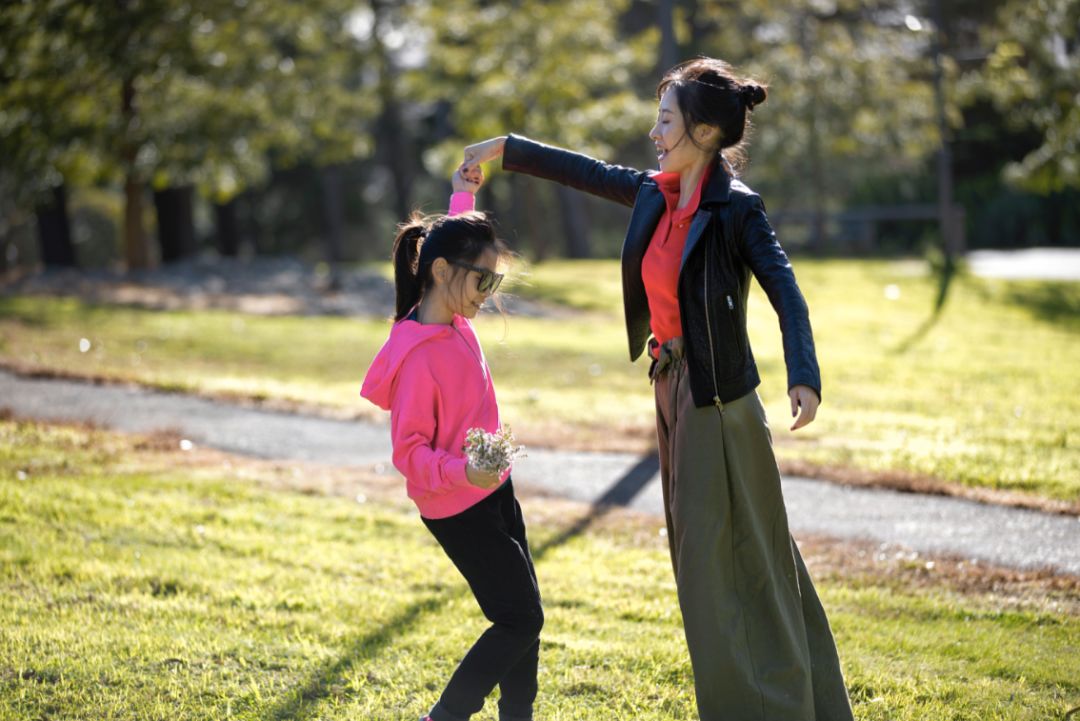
[463,58,853,720]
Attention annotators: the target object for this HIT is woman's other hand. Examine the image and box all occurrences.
[452,163,484,194]
[466,463,502,489]
[789,385,819,431]
[463,136,507,171]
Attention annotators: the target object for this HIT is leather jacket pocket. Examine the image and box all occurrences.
[709,290,747,381]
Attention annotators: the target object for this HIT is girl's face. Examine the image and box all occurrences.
[649,87,713,175]
[444,247,501,319]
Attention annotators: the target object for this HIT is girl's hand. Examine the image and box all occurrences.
[452,163,484,194]
[463,136,507,171]
[789,385,819,431]
[466,463,502,489]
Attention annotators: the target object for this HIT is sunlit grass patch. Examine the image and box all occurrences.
[2,257,1078,503]
[2,419,1079,720]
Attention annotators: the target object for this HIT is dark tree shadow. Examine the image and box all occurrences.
[263,450,661,720]
[1001,282,1080,328]
[531,451,660,558]
[265,596,448,721]
[893,256,957,353]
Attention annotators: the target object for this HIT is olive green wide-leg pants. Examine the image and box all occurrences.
[652,342,853,721]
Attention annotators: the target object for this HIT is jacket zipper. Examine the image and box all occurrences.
[726,294,743,356]
[703,245,724,412]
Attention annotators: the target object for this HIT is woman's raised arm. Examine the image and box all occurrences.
[464,134,649,208]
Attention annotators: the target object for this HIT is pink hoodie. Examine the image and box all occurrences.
[359,192,510,519]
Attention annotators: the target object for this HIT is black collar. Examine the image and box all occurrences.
[700,159,733,207]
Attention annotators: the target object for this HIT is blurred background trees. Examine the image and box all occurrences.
[1,0,1077,272]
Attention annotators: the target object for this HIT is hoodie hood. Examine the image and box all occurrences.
[360,315,466,411]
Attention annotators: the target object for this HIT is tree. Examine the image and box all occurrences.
[711,1,940,220]
[407,0,656,258]
[0,1,111,267]
[976,0,1080,194]
[1,0,381,268]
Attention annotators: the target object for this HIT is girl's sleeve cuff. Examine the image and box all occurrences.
[448,192,476,216]
[448,456,471,487]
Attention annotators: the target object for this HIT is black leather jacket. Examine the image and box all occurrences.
[503,134,821,409]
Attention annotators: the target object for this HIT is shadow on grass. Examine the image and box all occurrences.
[264,451,661,720]
[893,257,957,354]
[265,595,448,720]
[531,451,660,558]
[1000,282,1080,329]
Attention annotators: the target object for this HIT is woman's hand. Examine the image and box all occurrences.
[452,162,484,194]
[789,385,819,431]
[466,463,502,489]
[463,136,507,171]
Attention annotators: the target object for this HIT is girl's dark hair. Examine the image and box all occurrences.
[391,210,508,321]
[657,57,768,174]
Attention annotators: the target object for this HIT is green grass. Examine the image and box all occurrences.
[1,257,1079,502]
[1,419,1078,720]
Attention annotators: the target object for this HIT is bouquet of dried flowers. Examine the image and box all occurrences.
[463,425,526,474]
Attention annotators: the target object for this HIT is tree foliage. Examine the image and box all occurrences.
[974,0,1080,192]
[407,0,657,175]
[1,0,1078,263]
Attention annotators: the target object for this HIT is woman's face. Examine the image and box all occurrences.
[649,87,712,175]
[445,247,501,319]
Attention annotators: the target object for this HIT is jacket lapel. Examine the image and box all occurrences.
[622,181,665,267]
[620,180,666,360]
[679,210,713,274]
[679,161,734,273]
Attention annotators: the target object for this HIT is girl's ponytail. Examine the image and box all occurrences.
[392,212,428,321]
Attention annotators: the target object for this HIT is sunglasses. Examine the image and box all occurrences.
[451,261,504,294]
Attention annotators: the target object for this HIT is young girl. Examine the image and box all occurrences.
[360,166,542,721]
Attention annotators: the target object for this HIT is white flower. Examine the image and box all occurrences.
[463,425,527,474]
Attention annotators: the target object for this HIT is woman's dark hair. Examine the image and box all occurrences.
[657,57,768,174]
[391,210,508,321]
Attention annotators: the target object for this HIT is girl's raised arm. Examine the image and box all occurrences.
[449,163,484,215]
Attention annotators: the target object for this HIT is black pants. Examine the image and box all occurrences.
[422,480,543,721]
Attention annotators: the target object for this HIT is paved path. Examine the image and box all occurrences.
[967,247,1080,281]
[3,370,1078,575]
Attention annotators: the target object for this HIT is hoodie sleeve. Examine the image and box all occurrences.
[389,352,471,498]
[448,191,475,216]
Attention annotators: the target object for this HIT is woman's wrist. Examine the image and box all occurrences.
[463,136,507,168]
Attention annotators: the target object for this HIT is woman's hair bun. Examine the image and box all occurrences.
[740,83,767,110]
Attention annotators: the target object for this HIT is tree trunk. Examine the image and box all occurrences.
[512,175,549,261]
[798,15,827,252]
[240,191,268,256]
[373,0,414,221]
[657,0,679,72]
[320,164,345,289]
[378,99,413,222]
[36,184,77,268]
[1046,191,1062,246]
[687,0,726,57]
[214,200,240,257]
[121,74,151,269]
[931,0,958,264]
[124,175,150,268]
[556,185,591,258]
[154,185,196,263]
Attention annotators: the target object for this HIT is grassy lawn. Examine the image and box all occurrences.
[1,258,1078,505]
[1,418,1078,720]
